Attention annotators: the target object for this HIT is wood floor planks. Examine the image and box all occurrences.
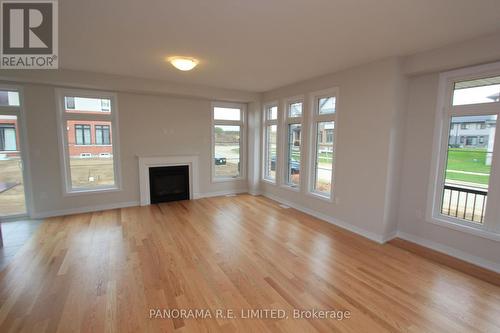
[0,194,499,332]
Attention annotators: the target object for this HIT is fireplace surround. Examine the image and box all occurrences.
[138,155,199,205]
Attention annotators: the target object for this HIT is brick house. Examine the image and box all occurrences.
[66,120,113,158]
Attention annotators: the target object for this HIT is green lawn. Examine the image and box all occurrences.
[445,148,491,185]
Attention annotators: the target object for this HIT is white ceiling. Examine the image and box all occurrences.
[60,0,500,92]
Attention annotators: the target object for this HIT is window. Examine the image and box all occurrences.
[441,115,496,224]
[212,102,245,180]
[75,124,91,145]
[288,102,302,117]
[263,104,278,182]
[0,90,20,106]
[101,99,110,112]
[57,89,120,193]
[63,96,111,114]
[318,97,336,114]
[285,99,303,187]
[326,129,334,143]
[311,89,337,198]
[95,124,111,145]
[452,75,500,106]
[430,64,500,238]
[0,124,17,151]
[65,97,75,109]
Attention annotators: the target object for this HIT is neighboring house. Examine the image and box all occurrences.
[317,124,335,146]
[448,115,496,148]
[66,121,113,158]
[290,125,334,147]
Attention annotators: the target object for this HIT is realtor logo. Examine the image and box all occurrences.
[1,0,58,68]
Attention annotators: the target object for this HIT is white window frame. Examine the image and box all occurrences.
[282,96,304,191]
[211,101,246,182]
[262,102,278,184]
[0,84,33,218]
[56,88,122,195]
[308,88,338,201]
[427,62,500,241]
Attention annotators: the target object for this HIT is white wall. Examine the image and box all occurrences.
[9,79,257,218]
[259,58,407,242]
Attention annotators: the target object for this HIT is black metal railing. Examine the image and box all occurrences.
[441,185,487,223]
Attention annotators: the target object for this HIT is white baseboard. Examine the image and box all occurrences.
[382,230,398,243]
[394,231,500,274]
[31,201,140,219]
[193,189,248,199]
[248,190,262,196]
[262,192,386,244]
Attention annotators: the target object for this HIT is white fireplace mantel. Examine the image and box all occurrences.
[138,155,200,205]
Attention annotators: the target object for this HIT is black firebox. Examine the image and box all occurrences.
[149,165,190,204]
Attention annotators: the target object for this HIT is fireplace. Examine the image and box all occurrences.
[149,165,190,204]
[138,155,199,205]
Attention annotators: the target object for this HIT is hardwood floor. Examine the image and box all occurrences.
[0,194,499,332]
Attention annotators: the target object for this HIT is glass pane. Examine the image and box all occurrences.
[214,125,240,178]
[0,115,26,216]
[266,106,277,121]
[286,123,301,186]
[95,125,111,145]
[64,96,112,114]
[453,76,500,106]
[214,107,241,121]
[441,115,497,223]
[318,96,336,114]
[264,125,277,181]
[314,121,335,196]
[0,91,20,106]
[66,120,115,189]
[288,102,302,117]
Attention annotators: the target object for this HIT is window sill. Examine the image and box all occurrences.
[0,213,29,222]
[212,177,245,183]
[261,178,276,186]
[306,191,334,203]
[280,184,300,192]
[64,186,121,197]
[426,215,500,242]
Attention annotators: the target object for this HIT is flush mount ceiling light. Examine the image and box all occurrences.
[167,57,199,71]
